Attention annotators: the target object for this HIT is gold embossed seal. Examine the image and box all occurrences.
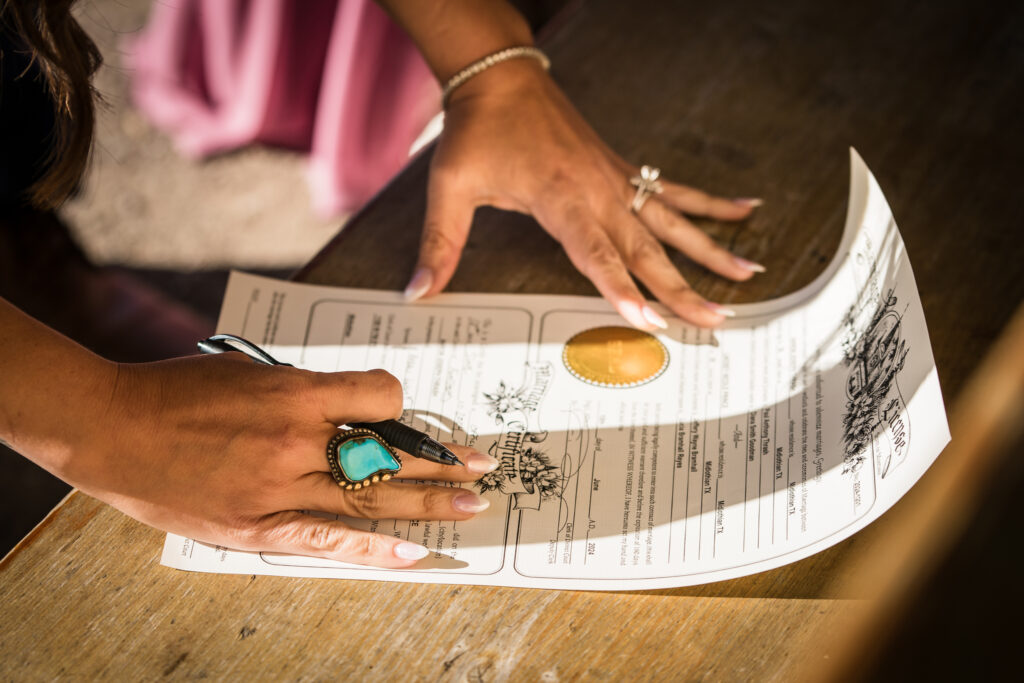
[562,326,669,387]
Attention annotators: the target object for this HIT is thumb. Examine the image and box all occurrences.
[404,174,475,301]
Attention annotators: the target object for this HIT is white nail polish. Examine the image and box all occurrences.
[733,256,767,273]
[403,268,433,302]
[703,302,737,318]
[466,453,499,474]
[618,301,655,330]
[452,493,490,514]
[642,305,669,329]
[394,542,429,560]
[732,197,764,208]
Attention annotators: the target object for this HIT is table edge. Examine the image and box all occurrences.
[1,489,79,569]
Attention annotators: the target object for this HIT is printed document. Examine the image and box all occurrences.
[161,150,950,589]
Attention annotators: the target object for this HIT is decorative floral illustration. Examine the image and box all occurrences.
[840,289,909,476]
[482,381,526,421]
[478,368,560,510]
[476,447,562,501]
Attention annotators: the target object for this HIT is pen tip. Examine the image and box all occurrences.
[440,447,464,467]
[442,448,466,471]
[419,438,465,467]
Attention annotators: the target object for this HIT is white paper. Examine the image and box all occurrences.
[161,150,949,589]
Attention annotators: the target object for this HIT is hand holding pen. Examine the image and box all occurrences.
[198,334,467,483]
[29,333,496,571]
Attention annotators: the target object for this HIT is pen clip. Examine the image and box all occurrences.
[197,334,293,367]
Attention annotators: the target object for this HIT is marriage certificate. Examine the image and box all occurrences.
[162,150,950,590]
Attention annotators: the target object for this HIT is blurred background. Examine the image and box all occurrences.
[65,1,340,274]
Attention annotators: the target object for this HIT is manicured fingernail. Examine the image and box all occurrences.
[452,492,490,514]
[733,197,764,208]
[394,542,429,560]
[733,256,767,273]
[618,301,656,330]
[642,305,669,329]
[466,453,499,474]
[703,302,737,318]
[403,267,433,302]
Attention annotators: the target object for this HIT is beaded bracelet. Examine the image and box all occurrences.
[440,46,551,107]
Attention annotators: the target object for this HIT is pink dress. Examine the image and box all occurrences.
[128,0,439,216]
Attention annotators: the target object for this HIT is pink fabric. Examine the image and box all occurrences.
[127,0,438,216]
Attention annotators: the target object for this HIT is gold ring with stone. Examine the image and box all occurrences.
[326,428,402,490]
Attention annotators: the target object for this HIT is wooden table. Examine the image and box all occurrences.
[4,0,1022,678]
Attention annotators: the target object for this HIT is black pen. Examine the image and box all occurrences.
[198,334,464,467]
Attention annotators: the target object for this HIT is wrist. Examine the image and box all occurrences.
[0,299,120,485]
[56,357,131,490]
[21,354,120,487]
[445,54,552,109]
[442,46,550,107]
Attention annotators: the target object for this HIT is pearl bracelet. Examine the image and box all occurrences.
[440,46,551,107]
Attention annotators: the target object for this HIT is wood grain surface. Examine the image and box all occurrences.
[3,0,1022,679]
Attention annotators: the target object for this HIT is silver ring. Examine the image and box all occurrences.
[629,165,664,213]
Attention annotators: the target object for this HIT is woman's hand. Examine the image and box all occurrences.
[404,60,765,330]
[64,354,496,568]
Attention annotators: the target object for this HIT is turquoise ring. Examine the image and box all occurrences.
[326,428,402,490]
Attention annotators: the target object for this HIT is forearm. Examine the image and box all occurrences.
[375,0,534,81]
[0,297,115,481]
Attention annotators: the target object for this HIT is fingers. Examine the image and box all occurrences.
[546,200,734,329]
[310,440,497,480]
[311,369,403,425]
[638,197,762,281]
[300,428,497,477]
[405,168,476,301]
[398,442,499,480]
[616,158,761,222]
[613,155,762,222]
[547,200,667,331]
[603,207,735,328]
[253,511,431,568]
[657,179,762,221]
[302,476,490,521]
[536,155,765,329]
